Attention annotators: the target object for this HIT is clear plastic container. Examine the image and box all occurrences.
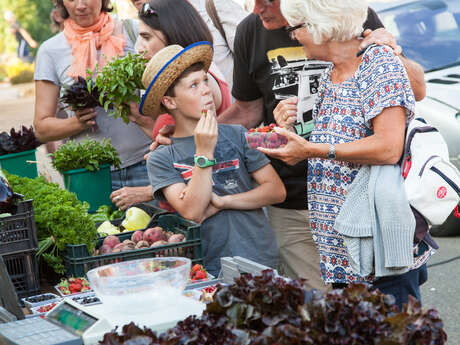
[87,257,190,314]
[245,131,287,149]
[22,293,61,309]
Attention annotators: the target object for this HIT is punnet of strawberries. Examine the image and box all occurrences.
[57,277,91,295]
[190,264,209,282]
[37,303,56,313]
[246,124,287,149]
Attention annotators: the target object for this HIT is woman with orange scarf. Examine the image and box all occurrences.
[34,0,155,210]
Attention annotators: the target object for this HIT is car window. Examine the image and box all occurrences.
[376,0,460,71]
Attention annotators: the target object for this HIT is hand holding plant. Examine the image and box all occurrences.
[90,53,148,124]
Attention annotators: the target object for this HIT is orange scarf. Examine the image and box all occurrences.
[64,12,125,79]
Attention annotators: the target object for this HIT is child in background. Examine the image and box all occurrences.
[140,42,286,275]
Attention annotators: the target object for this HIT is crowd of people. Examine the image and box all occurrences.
[30,0,432,310]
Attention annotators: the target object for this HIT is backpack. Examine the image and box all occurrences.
[401,117,460,226]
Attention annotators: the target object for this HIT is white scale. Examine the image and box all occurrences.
[0,295,205,345]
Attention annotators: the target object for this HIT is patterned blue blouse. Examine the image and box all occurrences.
[308,45,417,284]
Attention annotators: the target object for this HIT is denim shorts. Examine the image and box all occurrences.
[111,160,150,191]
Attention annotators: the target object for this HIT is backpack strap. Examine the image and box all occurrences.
[205,0,231,54]
[122,19,137,47]
[404,126,438,157]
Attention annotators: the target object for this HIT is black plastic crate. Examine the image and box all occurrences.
[0,200,38,255]
[3,249,40,298]
[64,214,202,277]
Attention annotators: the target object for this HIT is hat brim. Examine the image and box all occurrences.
[139,41,213,118]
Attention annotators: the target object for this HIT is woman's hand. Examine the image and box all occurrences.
[144,124,175,159]
[129,102,154,138]
[194,109,218,158]
[257,127,312,166]
[74,107,98,129]
[110,186,153,210]
[273,96,298,128]
[360,28,402,55]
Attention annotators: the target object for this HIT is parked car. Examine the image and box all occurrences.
[371,0,460,236]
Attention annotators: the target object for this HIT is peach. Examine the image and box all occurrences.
[168,234,185,243]
[143,227,166,244]
[112,243,125,253]
[135,240,150,249]
[131,230,144,243]
[99,244,112,255]
[103,235,121,249]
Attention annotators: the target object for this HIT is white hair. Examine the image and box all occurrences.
[4,11,15,22]
[280,0,368,44]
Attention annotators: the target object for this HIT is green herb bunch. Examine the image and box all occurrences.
[51,138,121,172]
[5,173,97,274]
[90,53,147,124]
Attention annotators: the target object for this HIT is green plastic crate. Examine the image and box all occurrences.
[63,214,202,277]
[63,164,112,213]
[0,149,38,178]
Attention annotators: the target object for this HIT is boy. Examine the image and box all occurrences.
[140,42,286,275]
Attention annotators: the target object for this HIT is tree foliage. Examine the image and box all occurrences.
[0,0,54,56]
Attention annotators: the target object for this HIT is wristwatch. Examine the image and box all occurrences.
[327,144,336,160]
[194,155,217,168]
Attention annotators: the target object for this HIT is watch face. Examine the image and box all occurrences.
[196,157,206,166]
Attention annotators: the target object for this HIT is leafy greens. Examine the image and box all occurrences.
[0,126,41,156]
[51,138,121,172]
[5,173,97,274]
[99,270,447,345]
[90,53,147,124]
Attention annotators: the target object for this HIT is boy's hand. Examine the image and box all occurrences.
[200,203,221,222]
[210,192,225,210]
[194,109,218,158]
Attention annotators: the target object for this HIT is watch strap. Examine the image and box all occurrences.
[194,155,217,168]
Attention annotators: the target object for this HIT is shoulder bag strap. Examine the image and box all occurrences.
[205,0,231,53]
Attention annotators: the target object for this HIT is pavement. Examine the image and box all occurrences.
[0,82,459,342]
[421,236,460,345]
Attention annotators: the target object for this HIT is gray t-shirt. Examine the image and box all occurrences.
[147,124,278,274]
[34,20,151,169]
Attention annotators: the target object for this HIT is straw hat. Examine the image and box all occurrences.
[139,41,213,118]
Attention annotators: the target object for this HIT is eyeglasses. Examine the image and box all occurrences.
[140,2,158,17]
[285,23,306,40]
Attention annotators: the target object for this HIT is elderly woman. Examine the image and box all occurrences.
[34,0,154,210]
[260,0,431,309]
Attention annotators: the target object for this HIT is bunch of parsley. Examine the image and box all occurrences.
[5,173,97,274]
[90,53,147,124]
[51,138,121,172]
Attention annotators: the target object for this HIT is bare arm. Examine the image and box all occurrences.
[162,111,218,223]
[211,164,286,210]
[18,27,37,48]
[259,106,406,166]
[217,97,264,129]
[34,80,97,142]
[399,55,426,101]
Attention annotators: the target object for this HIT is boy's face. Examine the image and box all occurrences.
[163,69,215,119]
